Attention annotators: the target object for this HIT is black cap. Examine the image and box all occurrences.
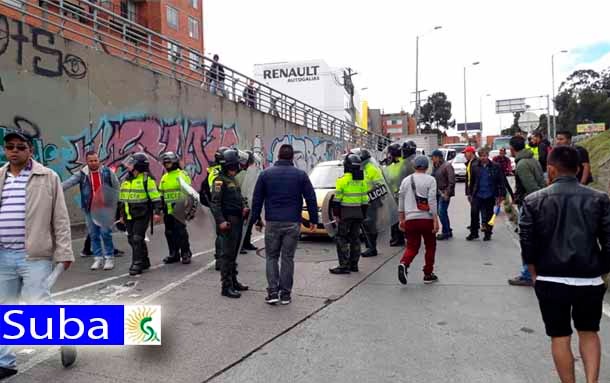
[4,131,33,144]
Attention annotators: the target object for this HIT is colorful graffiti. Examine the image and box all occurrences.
[64,116,238,186]
[0,116,58,165]
[268,135,343,172]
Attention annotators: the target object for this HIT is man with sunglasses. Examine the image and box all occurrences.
[0,131,75,379]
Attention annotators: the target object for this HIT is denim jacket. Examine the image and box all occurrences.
[62,166,119,212]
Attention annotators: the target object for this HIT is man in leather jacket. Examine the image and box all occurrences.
[520,146,610,383]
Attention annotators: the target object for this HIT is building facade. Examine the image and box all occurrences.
[381,112,416,140]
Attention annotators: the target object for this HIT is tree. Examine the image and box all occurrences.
[555,67,610,134]
[420,92,454,130]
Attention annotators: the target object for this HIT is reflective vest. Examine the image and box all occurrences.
[119,173,161,220]
[526,145,539,160]
[335,173,369,207]
[386,157,404,193]
[207,165,221,187]
[363,161,384,191]
[159,169,191,214]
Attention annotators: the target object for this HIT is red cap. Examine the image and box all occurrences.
[463,146,476,154]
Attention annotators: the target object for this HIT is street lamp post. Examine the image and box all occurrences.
[463,61,480,142]
[415,26,442,133]
[479,93,491,136]
[551,50,568,138]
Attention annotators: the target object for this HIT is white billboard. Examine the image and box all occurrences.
[496,98,526,114]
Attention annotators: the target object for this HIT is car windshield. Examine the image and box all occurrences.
[309,164,344,189]
[453,153,467,164]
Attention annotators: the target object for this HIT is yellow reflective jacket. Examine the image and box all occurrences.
[159,169,192,214]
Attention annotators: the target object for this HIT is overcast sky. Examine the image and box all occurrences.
[204,0,610,136]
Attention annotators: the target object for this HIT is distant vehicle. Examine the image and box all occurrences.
[443,143,468,154]
[434,148,457,162]
[301,160,344,236]
[450,152,469,182]
[492,136,512,151]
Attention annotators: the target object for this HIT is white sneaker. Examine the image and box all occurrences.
[90,258,103,270]
[103,257,115,270]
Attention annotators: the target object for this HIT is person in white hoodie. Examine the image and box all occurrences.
[397,155,439,285]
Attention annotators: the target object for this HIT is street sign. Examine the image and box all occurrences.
[577,123,606,134]
[518,112,539,133]
[456,122,482,132]
[496,98,526,114]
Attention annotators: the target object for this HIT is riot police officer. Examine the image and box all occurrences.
[119,152,162,276]
[209,149,250,298]
[350,148,384,258]
[329,154,369,274]
[159,152,193,265]
[385,141,416,246]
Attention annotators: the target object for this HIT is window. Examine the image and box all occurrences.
[385,119,402,126]
[2,0,24,8]
[188,17,199,39]
[120,0,137,21]
[166,6,178,30]
[190,0,198,9]
[189,50,201,70]
[167,42,181,63]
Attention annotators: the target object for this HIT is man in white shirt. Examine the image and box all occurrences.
[520,146,610,383]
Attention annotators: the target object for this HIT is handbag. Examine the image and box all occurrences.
[410,176,430,212]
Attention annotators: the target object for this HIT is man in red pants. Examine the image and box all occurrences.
[397,156,440,285]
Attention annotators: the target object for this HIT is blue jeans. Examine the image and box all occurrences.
[0,249,53,369]
[85,213,114,258]
[438,197,452,235]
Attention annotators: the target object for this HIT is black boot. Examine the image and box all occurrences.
[329,266,351,274]
[362,234,378,257]
[181,250,192,264]
[232,276,249,291]
[163,251,180,264]
[129,262,144,276]
[221,282,241,298]
[142,256,151,270]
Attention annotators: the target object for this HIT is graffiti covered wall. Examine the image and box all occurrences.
[0,13,350,223]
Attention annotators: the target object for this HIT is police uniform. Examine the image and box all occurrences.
[209,150,249,298]
[119,167,162,276]
[159,167,192,264]
[330,155,369,274]
[385,142,416,246]
[207,162,223,269]
[361,159,385,257]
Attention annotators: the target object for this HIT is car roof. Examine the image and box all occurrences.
[315,160,343,167]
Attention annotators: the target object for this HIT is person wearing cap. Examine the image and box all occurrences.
[466,147,506,241]
[397,155,439,285]
[0,131,75,379]
[431,149,455,240]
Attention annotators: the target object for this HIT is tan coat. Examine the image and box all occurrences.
[0,160,74,262]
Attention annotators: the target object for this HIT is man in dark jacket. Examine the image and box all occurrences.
[431,150,455,240]
[526,132,550,172]
[466,147,505,241]
[508,135,546,286]
[520,146,610,383]
[208,54,226,96]
[252,145,318,305]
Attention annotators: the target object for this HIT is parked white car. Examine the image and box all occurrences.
[450,153,468,182]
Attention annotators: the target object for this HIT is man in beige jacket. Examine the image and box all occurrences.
[0,131,74,380]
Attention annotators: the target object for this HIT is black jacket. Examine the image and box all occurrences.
[520,176,610,278]
[465,160,505,199]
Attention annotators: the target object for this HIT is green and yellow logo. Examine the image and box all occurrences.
[124,305,161,345]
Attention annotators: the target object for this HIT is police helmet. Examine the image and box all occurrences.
[402,140,417,157]
[221,149,240,172]
[387,143,401,158]
[214,146,230,164]
[160,151,180,165]
[350,148,371,162]
[128,152,150,173]
[344,153,362,172]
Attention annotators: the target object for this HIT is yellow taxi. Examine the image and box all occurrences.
[301,160,344,236]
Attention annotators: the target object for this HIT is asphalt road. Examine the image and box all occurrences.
[6,183,610,383]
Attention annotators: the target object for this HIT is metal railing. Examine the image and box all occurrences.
[1,0,392,151]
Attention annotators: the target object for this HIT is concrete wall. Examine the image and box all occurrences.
[0,14,358,224]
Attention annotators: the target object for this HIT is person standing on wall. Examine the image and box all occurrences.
[431,149,455,240]
[210,149,250,299]
[0,131,75,379]
[251,144,318,305]
[521,146,610,383]
[352,148,385,258]
[243,80,258,108]
[397,156,439,285]
[119,152,162,276]
[209,54,226,97]
[158,152,193,265]
[62,150,120,271]
[466,147,505,242]
[329,154,369,275]
[554,130,594,185]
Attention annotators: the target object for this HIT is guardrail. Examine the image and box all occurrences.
[1,0,392,151]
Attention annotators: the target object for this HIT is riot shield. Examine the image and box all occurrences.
[236,165,262,251]
[321,191,339,238]
[90,183,119,229]
[367,158,399,234]
[173,177,202,225]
